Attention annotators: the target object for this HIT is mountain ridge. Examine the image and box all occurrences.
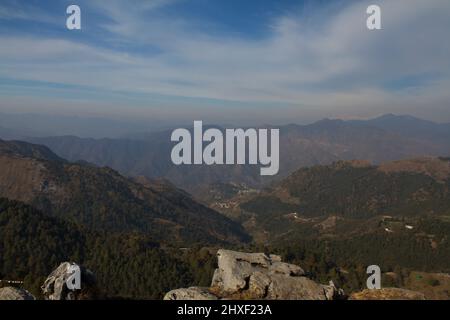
[6,114,448,197]
[0,139,250,245]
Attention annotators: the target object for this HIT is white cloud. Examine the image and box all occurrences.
[0,0,449,122]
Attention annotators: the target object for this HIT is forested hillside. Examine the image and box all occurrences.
[0,139,249,245]
[0,198,217,299]
[241,158,450,220]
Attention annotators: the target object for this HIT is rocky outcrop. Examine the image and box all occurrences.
[0,287,35,300]
[349,288,426,300]
[164,287,218,300]
[42,262,99,300]
[164,249,345,300]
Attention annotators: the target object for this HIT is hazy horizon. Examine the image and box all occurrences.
[0,110,449,139]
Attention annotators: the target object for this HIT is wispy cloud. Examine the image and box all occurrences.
[0,0,57,24]
[0,0,449,123]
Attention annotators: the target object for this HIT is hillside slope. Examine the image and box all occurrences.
[242,158,450,220]
[0,198,214,298]
[0,139,249,245]
[210,158,450,247]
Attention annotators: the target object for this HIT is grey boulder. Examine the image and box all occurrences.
[0,287,35,300]
[41,262,97,300]
[164,287,218,300]
[167,249,344,300]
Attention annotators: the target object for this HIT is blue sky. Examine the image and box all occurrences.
[0,0,449,124]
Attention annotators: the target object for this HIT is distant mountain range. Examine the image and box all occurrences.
[0,112,174,138]
[2,114,446,197]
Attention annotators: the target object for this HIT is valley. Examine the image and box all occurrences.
[1,114,450,299]
[16,114,450,198]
